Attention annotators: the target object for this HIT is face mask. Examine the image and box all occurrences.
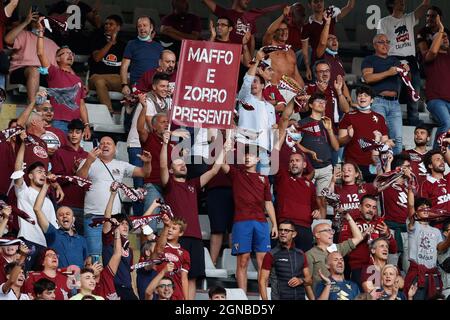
[356,105,371,111]
[31,28,40,36]
[137,35,151,41]
[325,48,338,56]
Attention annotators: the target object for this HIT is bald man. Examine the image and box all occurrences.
[135,50,177,93]
[33,177,88,268]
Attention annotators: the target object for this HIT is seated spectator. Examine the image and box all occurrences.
[35,99,67,156]
[0,243,30,300]
[316,251,360,300]
[423,16,450,148]
[160,0,201,55]
[306,216,362,287]
[51,119,88,234]
[121,16,164,94]
[144,262,176,300]
[23,248,71,300]
[209,286,227,300]
[33,173,88,268]
[259,220,313,300]
[36,18,91,138]
[76,136,151,256]
[33,278,56,300]
[438,220,450,298]
[135,50,177,94]
[5,8,59,103]
[376,264,415,300]
[88,15,126,113]
[70,268,105,300]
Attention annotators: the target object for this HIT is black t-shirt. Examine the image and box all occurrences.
[89,31,126,75]
[297,117,332,169]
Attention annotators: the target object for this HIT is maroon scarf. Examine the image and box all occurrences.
[0,126,25,143]
[0,200,35,225]
[111,181,147,202]
[53,175,92,191]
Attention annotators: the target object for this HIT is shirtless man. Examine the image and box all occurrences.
[263,8,304,89]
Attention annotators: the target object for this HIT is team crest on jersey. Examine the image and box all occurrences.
[372,115,379,123]
[33,145,48,159]
[442,187,447,194]
[305,180,310,187]
[259,176,265,184]
[234,243,239,252]
[188,186,195,193]
[165,252,180,262]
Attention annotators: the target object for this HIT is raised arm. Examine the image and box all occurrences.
[79,100,91,141]
[4,8,36,46]
[316,13,331,59]
[347,213,364,246]
[32,178,51,233]
[322,117,340,151]
[160,131,171,187]
[4,0,18,17]
[150,214,171,259]
[102,187,118,234]
[36,17,50,68]
[301,39,312,81]
[107,228,123,276]
[202,0,216,12]
[145,262,175,300]
[2,243,29,295]
[199,143,225,187]
[262,7,290,46]
[137,97,149,144]
[0,206,12,236]
[17,98,38,128]
[14,135,26,187]
[414,0,431,21]
[337,0,355,21]
[132,150,152,178]
[425,15,445,62]
[76,148,101,178]
[92,31,119,62]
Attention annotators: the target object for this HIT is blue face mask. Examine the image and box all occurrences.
[137,35,151,41]
[325,48,338,56]
[356,105,371,111]
[31,28,40,36]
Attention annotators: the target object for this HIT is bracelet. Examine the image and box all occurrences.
[121,83,129,87]
[84,123,90,127]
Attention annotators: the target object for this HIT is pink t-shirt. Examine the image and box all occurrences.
[10,30,58,72]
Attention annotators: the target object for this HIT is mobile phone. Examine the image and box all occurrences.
[31,5,39,13]
[93,138,99,148]
[91,254,100,264]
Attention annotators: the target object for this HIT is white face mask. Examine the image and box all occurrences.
[31,28,40,36]
[137,35,151,41]
[325,48,338,56]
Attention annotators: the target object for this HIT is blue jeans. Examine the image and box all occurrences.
[143,183,163,231]
[426,99,450,149]
[371,97,403,155]
[0,74,5,89]
[84,214,103,256]
[52,120,69,135]
[127,147,144,216]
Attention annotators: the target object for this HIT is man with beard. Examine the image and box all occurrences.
[339,195,397,287]
[33,173,88,268]
[160,130,225,299]
[0,243,31,300]
[420,150,450,212]
[361,238,391,294]
[135,50,177,94]
[404,125,430,187]
[13,134,58,271]
[51,119,88,234]
[77,136,152,256]
[262,6,304,88]
[316,251,360,300]
[259,220,313,300]
[275,153,321,252]
[417,6,450,60]
[36,100,67,157]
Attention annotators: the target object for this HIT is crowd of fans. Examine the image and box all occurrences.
[0,0,449,301]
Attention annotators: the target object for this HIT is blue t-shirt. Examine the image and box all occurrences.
[136,268,157,300]
[123,39,164,84]
[361,55,401,95]
[315,279,360,300]
[45,224,88,268]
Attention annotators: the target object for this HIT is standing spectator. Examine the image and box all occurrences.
[262,6,304,88]
[275,153,321,252]
[417,6,450,61]
[33,173,88,268]
[236,49,276,175]
[298,92,340,213]
[0,129,16,197]
[362,34,402,155]
[0,245,30,300]
[13,138,58,271]
[209,16,234,43]
[144,263,176,300]
[51,119,88,234]
[88,15,126,113]
[301,0,355,80]
[316,251,360,300]
[36,17,91,138]
[120,16,164,94]
[257,59,286,121]
[135,50,177,93]
[35,100,67,157]
[0,0,19,89]
[33,278,56,300]
[70,268,105,300]
[306,215,363,287]
[378,0,430,126]
[76,136,151,256]
[423,16,450,147]
[284,3,307,69]
[259,220,313,300]
[23,248,71,300]
[340,195,397,287]
[438,220,450,298]
[404,125,430,186]
[160,0,202,55]
[361,238,391,294]
[220,141,278,293]
[5,8,59,104]
[404,195,450,300]
[136,240,157,300]
[160,130,224,299]
[0,233,18,284]
[420,150,450,212]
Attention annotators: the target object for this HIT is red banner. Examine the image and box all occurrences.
[170,40,242,129]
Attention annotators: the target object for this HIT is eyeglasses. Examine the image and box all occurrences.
[217,23,230,27]
[317,69,330,74]
[57,51,75,57]
[158,284,173,289]
[42,107,54,112]
[278,228,295,233]
[318,228,335,234]
[375,40,391,45]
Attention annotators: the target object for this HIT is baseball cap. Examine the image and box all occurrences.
[311,219,332,232]
[258,58,272,70]
[67,119,84,130]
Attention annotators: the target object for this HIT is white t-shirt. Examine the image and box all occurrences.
[377,12,418,57]
[126,103,144,148]
[408,220,444,269]
[81,158,136,216]
[15,182,58,247]
[0,283,30,300]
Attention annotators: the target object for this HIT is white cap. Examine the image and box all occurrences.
[311,219,332,232]
[260,58,272,69]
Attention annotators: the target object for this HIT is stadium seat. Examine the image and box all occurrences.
[402,126,416,150]
[199,214,211,240]
[116,141,129,162]
[99,4,123,21]
[202,247,229,289]
[85,103,125,134]
[225,288,248,300]
[345,57,364,85]
[220,248,258,280]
